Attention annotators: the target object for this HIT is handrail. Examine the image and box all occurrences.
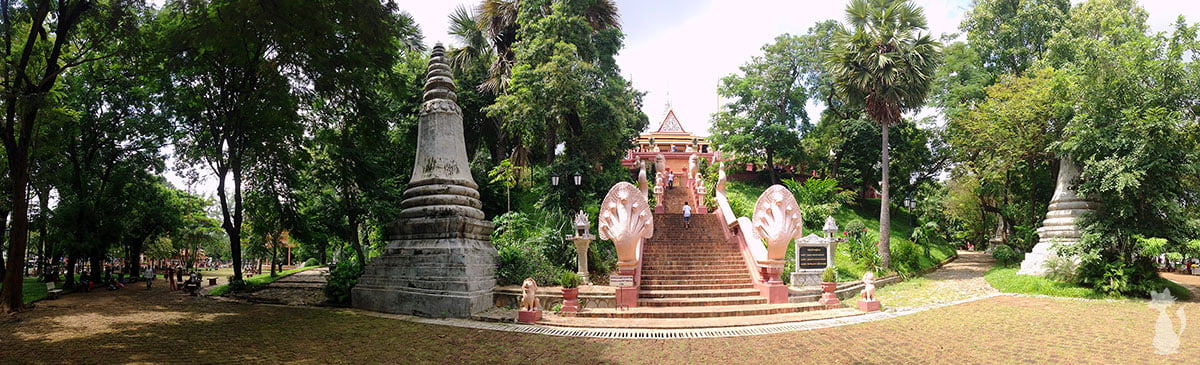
[713,192,765,288]
[634,237,644,287]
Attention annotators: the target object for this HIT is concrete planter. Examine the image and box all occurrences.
[818,282,841,308]
[561,288,580,313]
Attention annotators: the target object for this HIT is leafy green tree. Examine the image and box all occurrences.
[1048,0,1200,296]
[476,0,619,94]
[935,0,1070,247]
[710,34,812,185]
[947,68,1068,237]
[0,0,146,312]
[158,0,403,282]
[486,0,646,170]
[827,0,941,269]
[960,0,1070,75]
[170,192,222,269]
[303,47,422,266]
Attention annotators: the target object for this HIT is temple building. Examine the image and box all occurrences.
[621,109,715,174]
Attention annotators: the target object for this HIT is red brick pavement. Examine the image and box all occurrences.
[2,284,1194,364]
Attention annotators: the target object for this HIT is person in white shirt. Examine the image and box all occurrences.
[682,201,692,229]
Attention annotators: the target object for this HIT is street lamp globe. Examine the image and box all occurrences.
[573,172,582,186]
[551,173,559,186]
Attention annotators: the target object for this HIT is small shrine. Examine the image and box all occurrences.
[621,109,715,175]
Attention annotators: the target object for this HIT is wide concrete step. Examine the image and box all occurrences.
[641,268,749,275]
[541,307,863,329]
[646,235,726,241]
[640,283,755,291]
[637,296,768,307]
[641,278,752,285]
[637,288,762,298]
[642,245,736,250]
[641,260,746,267]
[643,250,740,255]
[571,302,830,319]
[641,263,747,270]
[640,273,750,281]
[643,253,744,259]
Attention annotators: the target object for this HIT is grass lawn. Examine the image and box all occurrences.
[0,277,50,304]
[984,265,1193,301]
[208,266,319,296]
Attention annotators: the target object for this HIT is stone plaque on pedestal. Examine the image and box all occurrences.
[797,246,828,270]
[790,234,834,288]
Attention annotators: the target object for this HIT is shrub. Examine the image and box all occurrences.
[1043,255,1079,283]
[782,178,855,228]
[558,272,582,288]
[844,219,868,237]
[844,226,882,272]
[492,211,573,286]
[324,261,363,306]
[890,240,923,276]
[302,258,319,268]
[821,266,838,282]
[991,245,1023,266]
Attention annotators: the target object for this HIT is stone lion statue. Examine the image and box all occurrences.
[861,272,876,301]
[520,278,540,311]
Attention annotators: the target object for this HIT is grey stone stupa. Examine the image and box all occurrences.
[1018,158,1096,276]
[352,44,497,317]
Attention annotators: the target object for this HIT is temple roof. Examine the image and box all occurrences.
[656,109,686,133]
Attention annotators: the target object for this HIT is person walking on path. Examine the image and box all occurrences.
[167,267,177,291]
[682,201,692,229]
[143,266,155,290]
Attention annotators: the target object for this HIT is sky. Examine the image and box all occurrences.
[166,0,1200,196]
[403,0,1199,136]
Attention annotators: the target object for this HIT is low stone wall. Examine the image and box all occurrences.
[788,253,959,303]
[493,285,617,310]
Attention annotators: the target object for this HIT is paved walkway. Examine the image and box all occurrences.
[877,250,998,308]
[1161,271,1200,301]
[232,268,329,306]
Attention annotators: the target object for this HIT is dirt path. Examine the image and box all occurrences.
[877,250,999,308]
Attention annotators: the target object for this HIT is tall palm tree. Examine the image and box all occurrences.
[448,5,492,70]
[826,0,941,269]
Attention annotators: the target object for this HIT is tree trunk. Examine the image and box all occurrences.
[270,234,279,277]
[348,213,365,264]
[65,256,77,290]
[766,148,777,185]
[878,123,892,270]
[0,209,7,282]
[90,256,103,283]
[319,242,327,265]
[0,156,30,312]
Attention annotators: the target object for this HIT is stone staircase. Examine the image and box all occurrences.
[569,184,836,321]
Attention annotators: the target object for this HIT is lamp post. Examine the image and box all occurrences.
[567,211,594,285]
[823,216,840,270]
[554,171,591,285]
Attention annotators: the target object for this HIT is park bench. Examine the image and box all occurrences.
[46,282,63,299]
